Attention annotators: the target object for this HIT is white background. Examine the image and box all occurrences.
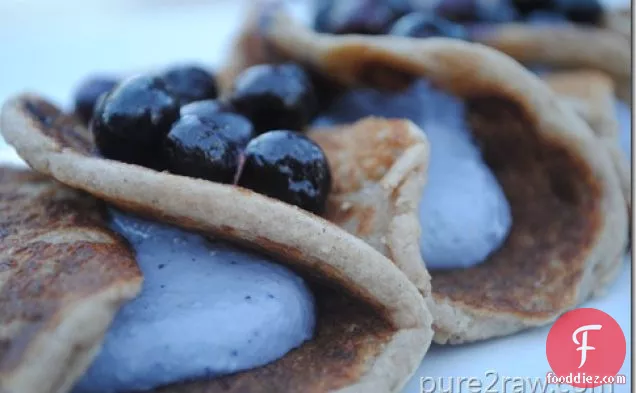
[0,1,631,392]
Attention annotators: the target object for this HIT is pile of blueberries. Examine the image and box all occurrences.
[74,64,331,215]
[73,0,602,216]
[314,0,604,39]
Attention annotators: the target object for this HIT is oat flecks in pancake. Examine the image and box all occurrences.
[0,168,142,393]
[253,11,628,343]
[310,117,431,294]
[0,95,434,392]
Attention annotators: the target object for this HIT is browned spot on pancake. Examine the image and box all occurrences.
[311,119,420,194]
[430,97,602,317]
[154,285,394,393]
[324,197,357,227]
[359,62,416,91]
[0,167,140,373]
[21,98,94,155]
[253,235,307,265]
[357,206,376,236]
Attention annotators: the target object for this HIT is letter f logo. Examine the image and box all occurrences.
[572,324,602,368]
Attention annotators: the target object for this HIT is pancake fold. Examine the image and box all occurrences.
[220,9,628,344]
[0,168,142,393]
[0,92,434,391]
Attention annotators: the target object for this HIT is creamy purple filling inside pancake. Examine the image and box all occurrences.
[314,80,512,269]
[72,209,315,393]
[312,72,630,272]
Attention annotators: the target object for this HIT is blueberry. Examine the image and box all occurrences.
[180,99,227,118]
[160,65,218,106]
[555,0,603,24]
[91,75,179,169]
[389,12,469,40]
[437,0,518,23]
[164,116,240,183]
[73,76,119,124]
[511,0,554,15]
[314,0,410,35]
[238,131,331,214]
[229,64,317,134]
[193,112,255,149]
[435,0,478,22]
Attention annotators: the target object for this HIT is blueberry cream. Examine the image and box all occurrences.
[73,210,315,393]
[314,80,512,270]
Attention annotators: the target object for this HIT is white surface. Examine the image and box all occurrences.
[0,1,631,392]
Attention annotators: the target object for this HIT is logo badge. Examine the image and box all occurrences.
[546,308,626,388]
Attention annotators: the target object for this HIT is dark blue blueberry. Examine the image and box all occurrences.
[164,116,240,183]
[555,0,603,24]
[314,0,411,35]
[160,65,218,106]
[189,112,255,149]
[91,75,179,169]
[435,0,478,22]
[179,99,232,118]
[238,130,331,215]
[511,0,554,15]
[389,12,469,40]
[73,76,119,124]
[229,64,318,134]
[437,0,518,23]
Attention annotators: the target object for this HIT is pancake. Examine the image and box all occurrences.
[469,20,631,103]
[543,70,631,215]
[602,7,631,39]
[0,168,142,393]
[220,9,629,344]
[0,96,434,391]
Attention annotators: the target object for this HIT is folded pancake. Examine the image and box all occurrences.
[0,168,142,393]
[602,7,631,39]
[469,21,631,103]
[225,10,629,344]
[543,70,631,215]
[0,95,434,391]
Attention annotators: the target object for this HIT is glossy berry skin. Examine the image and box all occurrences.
[556,0,603,24]
[389,12,469,40]
[160,65,218,106]
[229,64,318,134]
[73,76,119,124]
[194,112,255,149]
[91,75,179,170]
[164,116,240,183]
[179,99,231,118]
[238,130,332,215]
[314,0,410,35]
